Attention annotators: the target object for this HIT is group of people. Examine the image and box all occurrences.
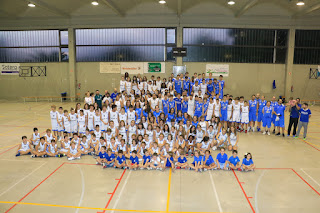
[15,72,312,172]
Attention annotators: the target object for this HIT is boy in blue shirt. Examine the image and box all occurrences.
[103,148,116,168]
[216,147,228,170]
[220,95,228,129]
[189,150,203,172]
[295,103,312,140]
[174,93,182,112]
[228,150,241,171]
[176,151,188,169]
[96,145,107,166]
[202,150,217,171]
[162,93,169,116]
[128,150,139,170]
[139,149,151,170]
[114,150,127,169]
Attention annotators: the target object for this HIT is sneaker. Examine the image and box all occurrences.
[68,157,74,161]
[303,137,306,140]
[252,128,255,132]
[238,168,242,171]
[186,153,188,157]
[276,133,280,136]
[140,167,144,170]
[267,131,271,136]
[103,165,107,169]
[294,136,298,139]
[15,152,20,157]
[282,134,285,137]
[176,166,181,169]
[148,167,152,170]
[31,155,35,158]
[76,157,81,160]
[212,146,217,151]
[272,129,275,134]
[262,131,266,135]
[292,135,295,138]
[245,130,247,133]
[96,162,100,165]
[203,168,207,171]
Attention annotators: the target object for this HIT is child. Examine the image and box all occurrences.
[128,150,139,170]
[50,105,58,136]
[69,108,78,134]
[114,150,127,169]
[62,110,71,136]
[228,126,239,151]
[16,136,32,157]
[150,153,162,170]
[59,135,70,156]
[31,137,47,158]
[67,142,81,161]
[78,110,86,135]
[90,134,98,153]
[44,129,56,144]
[104,148,116,168]
[80,135,92,155]
[189,150,202,172]
[46,139,58,157]
[241,152,255,171]
[241,101,249,133]
[216,147,228,170]
[57,107,64,138]
[200,136,211,155]
[96,146,107,166]
[30,127,40,148]
[176,151,188,169]
[202,150,217,171]
[94,125,102,139]
[186,135,195,157]
[228,150,241,171]
[213,128,228,150]
[139,149,151,170]
[163,152,175,171]
[95,136,107,155]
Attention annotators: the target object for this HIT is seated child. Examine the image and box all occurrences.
[189,150,203,172]
[150,153,162,171]
[104,148,116,168]
[67,142,81,161]
[96,146,107,165]
[95,136,106,155]
[46,139,58,157]
[59,135,71,156]
[137,142,147,159]
[228,150,241,170]
[176,151,188,169]
[241,152,255,171]
[128,150,139,170]
[16,136,32,157]
[80,135,92,155]
[163,151,174,171]
[139,149,151,170]
[114,150,127,169]
[31,137,47,158]
[202,150,216,170]
[216,147,229,170]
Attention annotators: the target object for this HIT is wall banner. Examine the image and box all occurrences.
[100,62,121,73]
[0,63,20,75]
[206,64,229,77]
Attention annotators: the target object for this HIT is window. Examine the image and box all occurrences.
[75,28,176,62]
[183,28,288,64]
[294,30,320,65]
[59,30,69,62]
[0,30,69,63]
[166,28,176,61]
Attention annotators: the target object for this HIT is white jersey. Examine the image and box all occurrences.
[155,130,162,139]
[118,127,127,139]
[105,133,112,143]
[241,106,249,124]
[47,144,57,154]
[207,130,215,141]
[188,98,195,116]
[126,82,132,93]
[137,128,145,136]
[78,115,86,133]
[32,133,40,146]
[218,133,228,143]
[214,102,220,117]
[81,141,90,150]
[101,110,109,123]
[196,130,204,143]
[119,113,127,124]
[50,111,58,130]
[227,104,233,121]
[128,125,137,140]
[57,112,64,131]
[199,121,207,132]
[201,142,210,149]
[93,114,101,127]
[110,111,119,126]
[229,132,237,146]
[118,143,127,152]
[200,83,207,95]
[38,142,46,152]
[70,146,78,155]
[45,134,53,143]
[206,102,214,121]
[130,144,138,153]
[120,80,126,93]
[62,141,71,150]
[115,101,121,112]
[87,111,95,130]
[150,99,158,110]
[146,130,154,142]
[233,103,241,123]
[85,97,93,105]
[20,142,30,151]
[193,85,200,95]
[50,111,57,120]
[127,111,135,124]
[94,130,102,139]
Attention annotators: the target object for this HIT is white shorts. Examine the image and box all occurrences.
[57,122,64,132]
[88,120,94,131]
[241,114,249,124]
[51,119,58,131]
[101,121,108,131]
[233,112,241,123]
[78,124,86,134]
[71,124,77,133]
[64,125,71,133]
[60,148,69,153]
[206,111,213,121]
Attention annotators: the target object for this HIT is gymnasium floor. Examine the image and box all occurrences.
[0,102,319,213]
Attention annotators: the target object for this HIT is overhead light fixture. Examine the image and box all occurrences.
[28,2,36,7]
[159,0,166,4]
[91,1,99,6]
[228,0,235,5]
[296,0,305,6]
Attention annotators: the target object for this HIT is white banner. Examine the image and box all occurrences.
[121,62,144,74]
[100,62,121,73]
[0,63,20,75]
[206,64,229,77]
[143,62,166,74]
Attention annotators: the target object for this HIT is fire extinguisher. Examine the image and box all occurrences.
[291,86,293,92]
[78,83,81,90]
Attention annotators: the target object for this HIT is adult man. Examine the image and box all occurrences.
[287,98,301,137]
[110,89,118,102]
[274,98,286,137]
[95,90,102,109]
[295,103,312,140]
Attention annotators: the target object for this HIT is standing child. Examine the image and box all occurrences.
[228,150,241,171]
[128,150,139,170]
[78,110,86,136]
[16,136,32,157]
[114,150,127,169]
[69,108,78,134]
[241,101,249,133]
[63,110,71,137]
[57,107,64,139]
[50,105,58,136]
[216,147,228,170]
[241,152,255,171]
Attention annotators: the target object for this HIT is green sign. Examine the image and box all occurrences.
[148,63,161,72]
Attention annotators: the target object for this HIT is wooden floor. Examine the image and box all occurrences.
[0,102,319,213]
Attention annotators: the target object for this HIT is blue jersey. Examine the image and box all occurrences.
[214,83,220,94]
[99,152,107,159]
[183,80,190,91]
[174,98,182,111]
[275,104,285,116]
[228,156,240,166]
[130,156,139,164]
[165,157,174,167]
[249,100,257,112]
[116,155,126,164]
[203,101,209,113]
[162,99,169,115]
[176,116,183,123]
[143,155,151,164]
[258,100,267,112]
[143,110,148,118]
[110,93,118,102]
[271,101,278,111]
[181,101,188,113]
[216,153,228,163]
[169,100,175,111]
[106,153,115,161]
[167,113,175,122]
[218,80,225,91]
[220,101,228,111]
[183,116,188,124]
[189,82,195,92]
[193,155,202,164]
[205,78,213,83]
[242,158,253,166]
[192,121,198,126]
[174,80,182,92]
[153,111,162,123]
[207,83,214,94]
[135,108,142,120]
[178,156,187,163]
[203,155,214,165]
[194,102,203,115]
[263,106,273,118]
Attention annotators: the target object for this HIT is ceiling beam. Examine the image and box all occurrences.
[100,0,125,17]
[23,0,69,17]
[177,0,182,17]
[292,3,320,17]
[235,0,260,18]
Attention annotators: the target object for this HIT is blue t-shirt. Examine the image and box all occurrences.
[99,152,107,159]
[135,108,142,120]
[194,102,203,115]
[258,100,267,112]
[174,98,182,111]
[220,101,228,111]
[249,100,257,112]
[130,156,139,164]
[203,155,214,165]
[207,83,214,94]
[290,104,301,118]
[167,113,175,122]
[174,80,182,92]
[143,155,151,164]
[183,80,190,91]
[242,158,253,166]
[110,93,118,102]
[178,156,187,163]
[275,104,286,116]
[299,108,311,122]
[162,99,169,114]
[218,80,225,91]
[214,83,219,94]
[116,155,126,164]
[166,157,174,167]
[106,153,115,161]
[168,100,175,110]
[216,153,228,163]
[153,111,162,122]
[181,101,188,113]
[263,106,272,118]
[228,156,240,166]
[193,155,202,164]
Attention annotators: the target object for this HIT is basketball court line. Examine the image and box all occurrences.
[75,165,85,213]
[0,143,20,150]
[166,168,172,212]
[291,169,320,196]
[300,168,320,188]
[209,171,223,212]
[0,145,19,156]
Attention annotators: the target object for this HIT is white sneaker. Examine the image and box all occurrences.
[262,131,266,135]
[68,157,74,161]
[267,131,271,136]
[212,146,217,151]
[96,162,100,165]
[203,168,207,171]
[252,127,255,132]
[76,157,81,160]
[140,167,144,170]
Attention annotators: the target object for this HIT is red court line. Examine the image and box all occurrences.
[0,145,19,156]
[5,162,65,213]
[291,169,320,196]
[98,169,127,213]
[232,169,255,213]
[302,141,320,151]
[255,168,291,170]
[65,162,97,166]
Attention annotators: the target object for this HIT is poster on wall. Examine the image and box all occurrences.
[173,65,186,77]
[0,63,20,75]
[143,62,166,73]
[100,62,121,73]
[206,64,229,77]
[121,62,144,74]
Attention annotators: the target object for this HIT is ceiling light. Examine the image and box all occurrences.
[228,0,235,5]
[91,1,99,6]
[28,2,35,7]
[296,0,305,6]
[159,0,166,4]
